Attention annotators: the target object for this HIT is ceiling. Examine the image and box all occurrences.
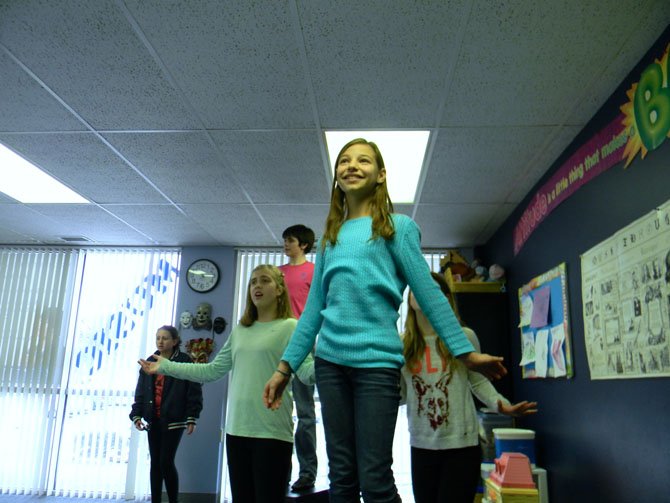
[0,1,667,248]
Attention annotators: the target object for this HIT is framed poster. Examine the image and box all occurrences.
[518,262,573,378]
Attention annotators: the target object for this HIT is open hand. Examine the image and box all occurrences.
[186,424,196,435]
[138,355,164,375]
[497,399,538,417]
[262,372,290,410]
[460,352,507,380]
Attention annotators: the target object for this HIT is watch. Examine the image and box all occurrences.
[185,259,220,293]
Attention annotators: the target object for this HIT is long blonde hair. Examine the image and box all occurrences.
[403,272,463,370]
[240,264,294,326]
[322,138,395,250]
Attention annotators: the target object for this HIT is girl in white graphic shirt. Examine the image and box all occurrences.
[401,272,538,503]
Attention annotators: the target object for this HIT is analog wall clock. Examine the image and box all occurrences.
[186,259,220,293]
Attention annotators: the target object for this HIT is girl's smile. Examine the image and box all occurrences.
[336,144,386,197]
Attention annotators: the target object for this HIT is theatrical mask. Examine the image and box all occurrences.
[179,311,193,329]
[193,303,213,330]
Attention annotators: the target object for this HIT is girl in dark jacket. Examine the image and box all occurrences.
[130,325,203,503]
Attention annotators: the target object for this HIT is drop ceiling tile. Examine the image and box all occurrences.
[0,224,41,244]
[0,0,199,130]
[209,130,330,204]
[442,1,653,127]
[299,0,468,128]
[180,204,277,246]
[475,203,518,245]
[0,203,91,244]
[570,9,670,123]
[0,192,17,203]
[0,51,83,132]
[103,132,247,204]
[255,204,330,241]
[103,204,216,245]
[414,203,501,248]
[27,204,153,244]
[0,133,167,204]
[420,126,556,204]
[505,125,582,204]
[124,0,313,129]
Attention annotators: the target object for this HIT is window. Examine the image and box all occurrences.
[0,248,180,499]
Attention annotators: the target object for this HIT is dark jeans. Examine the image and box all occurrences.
[225,434,292,503]
[147,420,184,503]
[292,377,318,479]
[315,357,402,503]
[410,445,481,503]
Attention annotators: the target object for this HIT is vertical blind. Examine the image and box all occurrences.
[0,248,77,495]
[0,247,181,500]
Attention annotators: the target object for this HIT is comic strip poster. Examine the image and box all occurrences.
[581,200,670,379]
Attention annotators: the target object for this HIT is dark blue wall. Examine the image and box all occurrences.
[482,26,670,502]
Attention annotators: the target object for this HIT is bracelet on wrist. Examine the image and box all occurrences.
[275,368,291,378]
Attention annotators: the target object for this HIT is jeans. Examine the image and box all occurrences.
[292,377,318,479]
[147,420,184,503]
[410,445,481,503]
[315,357,402,503]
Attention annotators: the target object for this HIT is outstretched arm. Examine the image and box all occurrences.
[497,399,538,417]
[459,352,507,380]
[138,355,164,374]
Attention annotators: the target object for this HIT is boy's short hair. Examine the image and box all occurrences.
[282,224,315,253]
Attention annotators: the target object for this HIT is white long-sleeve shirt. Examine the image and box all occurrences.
[400,327,510,450]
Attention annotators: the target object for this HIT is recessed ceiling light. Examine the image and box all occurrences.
[0,143,89,204]
[325,130,430,204]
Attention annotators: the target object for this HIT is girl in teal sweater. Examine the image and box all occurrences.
[264,138,507,502]
[140,264,313,502]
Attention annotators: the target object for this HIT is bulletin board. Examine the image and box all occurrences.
[518,262,574,378]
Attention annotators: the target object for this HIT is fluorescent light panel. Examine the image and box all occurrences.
[325,130,430,204]
[0,143,89,203]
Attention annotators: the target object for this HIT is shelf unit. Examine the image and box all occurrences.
[446,268,512,400]
[444,268,505,293]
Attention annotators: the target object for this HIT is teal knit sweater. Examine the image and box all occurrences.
[282,214,475,370]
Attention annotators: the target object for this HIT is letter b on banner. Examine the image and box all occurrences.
[634,61,670,151]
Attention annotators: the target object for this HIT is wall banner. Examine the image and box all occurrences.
[513,119,628,255]
[514,41,670,256]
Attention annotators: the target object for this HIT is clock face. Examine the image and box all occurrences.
[186,259,220,293]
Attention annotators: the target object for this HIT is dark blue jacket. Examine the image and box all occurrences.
[130,348,203,430]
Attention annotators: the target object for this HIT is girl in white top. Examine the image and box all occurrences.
[140,264,313,503]
[401,272,538,503]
